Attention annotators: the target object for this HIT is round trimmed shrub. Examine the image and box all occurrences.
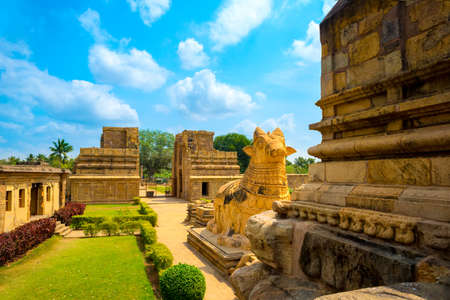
[160,264,206,300]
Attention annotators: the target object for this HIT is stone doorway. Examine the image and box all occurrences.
[30,183,43,216]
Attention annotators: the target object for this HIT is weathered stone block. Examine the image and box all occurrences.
[333,52,348,70]
[334,72,346,91]
[335,98,371,115]
[431,157,450,186]
[300,226,419,291]
[321,55,332,74]
[384,50,402,77]
[346,185,404,213]
[359,12,383,35]
[318,184,354,206]
[326,161,367,184]
[341,22,358,47]
[349,32,380,65]
[368,158,431,185]
[347,57,384,88]
[308,163,325,183]
[396,186,450,222]
[321,72,334,97]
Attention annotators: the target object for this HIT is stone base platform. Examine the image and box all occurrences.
[187,227,250,275]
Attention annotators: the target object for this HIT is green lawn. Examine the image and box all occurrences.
[83,204,140,217]
[147,186,171,193]
[0,236,155,300]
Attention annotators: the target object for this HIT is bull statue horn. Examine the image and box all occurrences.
[271,128,284,138]
[254,127,265,139]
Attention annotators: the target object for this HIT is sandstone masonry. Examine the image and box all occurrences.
[70,127,140,203]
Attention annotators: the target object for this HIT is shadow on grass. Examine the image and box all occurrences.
[135,235,162,300]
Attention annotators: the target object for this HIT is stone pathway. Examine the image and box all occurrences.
[144,197,238,300]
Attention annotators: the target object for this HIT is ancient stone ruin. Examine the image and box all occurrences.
[0,163,70,233]
[172,130,241,202]
[188,127,296,274]
[231,0,450,299]
[70,127,140,203]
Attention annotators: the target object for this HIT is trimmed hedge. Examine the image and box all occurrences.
[0,218,56,266]
[54,202,86,225]
[99,221,119,236]
[71,215,157,230]
[145,243,173,271]
[82,223,100,237]
[71,216,105,229]
[140,222,157,245]
[160,264,206,300]
[120,221,140,235]
[132,197,141,205]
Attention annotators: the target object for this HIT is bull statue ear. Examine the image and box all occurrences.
[243,145,254,157]
[286,146,296,156]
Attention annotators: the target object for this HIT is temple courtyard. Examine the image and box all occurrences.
[0,197,236,300]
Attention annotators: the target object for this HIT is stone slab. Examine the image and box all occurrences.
[187,227,250,275]
[326,161,367,184]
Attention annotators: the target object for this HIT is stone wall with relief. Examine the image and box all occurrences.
[231,1,450,298]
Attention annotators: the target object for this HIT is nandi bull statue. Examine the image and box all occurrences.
[207,127,296,249]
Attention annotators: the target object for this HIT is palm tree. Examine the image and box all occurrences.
[49,138,73,164]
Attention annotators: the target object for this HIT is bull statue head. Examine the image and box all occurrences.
[243,127,296,164]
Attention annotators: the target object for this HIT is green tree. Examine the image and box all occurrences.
[287,157,316,174]
[49,138,73,164]
[26,154,35,163]
[139,130,175,178]
[214,133,252,173]
[6,156,22,165]
[36,154,49,162]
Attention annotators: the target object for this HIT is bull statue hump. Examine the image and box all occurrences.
[207,127,296,249]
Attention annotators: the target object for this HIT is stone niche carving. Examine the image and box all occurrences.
[207,127,296,249]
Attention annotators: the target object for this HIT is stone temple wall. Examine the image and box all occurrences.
[232,1,450,298]
[70,127,140,203]
[297,0,450,225]
[172,130,241,202]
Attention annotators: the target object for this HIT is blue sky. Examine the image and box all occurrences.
[0,0,336,159]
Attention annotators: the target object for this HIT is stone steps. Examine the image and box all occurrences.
[55,221,73,237]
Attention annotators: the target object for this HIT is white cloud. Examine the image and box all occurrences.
[0,121,23,130]
[0,136,6,143]
[255,91,267,102]
[0,51,138,124]
[234,113,295,136]
[287,21,320,65]
[167,69,256,120]
[78,9,113,43]
[154,104,170,114]
[177,38,210,70]
[0,38,31,58]
[209,0,272,51]
[33,121,97,136]
[89,44,170,92]
[322,0,336,16]
[127,0,171,26]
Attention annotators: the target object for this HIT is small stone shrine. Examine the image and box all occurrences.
[172,130,241,202]
[70,127,140,203]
